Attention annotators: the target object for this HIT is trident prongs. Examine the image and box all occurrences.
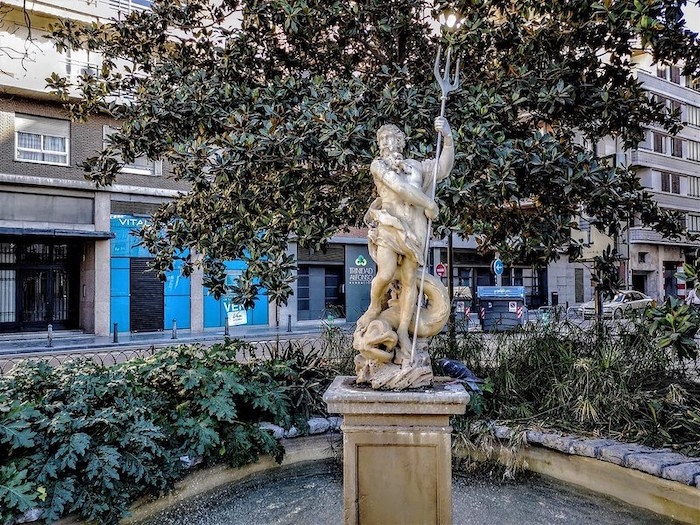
[434,46,461,105]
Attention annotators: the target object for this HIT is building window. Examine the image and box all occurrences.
[653,94,668,107]
[688,140,700,162]
[672,137,683,157]
[638,252,647,264]
[690,76,700,93]
[110,0,151,17]
[575,268,584,303]
[657,64,682,84]
[652,132,665,153]
[109,0,151,11]
[103,126,161,176]
[690,176,700,197]
[654,96,683,119]
[688,215,700,233]
[660,172,681,194]
[670,66,681,84]
[687,105,700,127]
[15,115,70,166]
[677,212,688,230]
[457,267,471,288]
[0,243,17,324]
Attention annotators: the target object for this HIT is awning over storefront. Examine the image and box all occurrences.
[0,228,114,239]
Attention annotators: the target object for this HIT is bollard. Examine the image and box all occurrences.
[287,314,292,333]
[224,318,230,336]
[171,319,178,339]
[113,323,119,344]
[47,324,53,348]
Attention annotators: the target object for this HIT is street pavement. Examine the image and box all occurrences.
[0,321,349,358]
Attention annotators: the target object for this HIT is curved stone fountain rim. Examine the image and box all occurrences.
[49,419,699,525]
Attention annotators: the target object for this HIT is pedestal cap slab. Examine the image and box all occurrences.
[323,376,470,416]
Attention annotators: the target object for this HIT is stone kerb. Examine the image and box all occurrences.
[519,428,700,487]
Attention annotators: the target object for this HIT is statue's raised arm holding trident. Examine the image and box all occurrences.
[353,47,460,390]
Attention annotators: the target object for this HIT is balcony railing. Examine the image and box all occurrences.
[629,227,700,246]
[107,0,151,15]
[63,58,100,81]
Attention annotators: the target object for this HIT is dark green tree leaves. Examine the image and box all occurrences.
[47,0,700,301]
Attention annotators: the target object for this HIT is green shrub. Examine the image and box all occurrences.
[260,326,354,427]
[646,296,699,362]
[0,338,314,525]
[433,317,700,462]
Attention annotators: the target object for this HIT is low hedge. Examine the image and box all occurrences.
[0,338,341,525]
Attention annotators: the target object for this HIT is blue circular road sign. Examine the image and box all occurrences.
[492,259,504,276]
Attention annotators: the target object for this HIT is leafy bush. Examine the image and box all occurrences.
[646,296,699,361]
[433,317,700,464]
[261,325,354,428]
[0,338,334,525]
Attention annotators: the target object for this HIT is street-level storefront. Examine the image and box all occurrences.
[203,260,269,329]
[296,245,346,321]
[0,239,79,332]
[294,241,373,324]
[111,214,269,334]
[436,248,548,309]
[0,236,109,333]
[111,215,191,333]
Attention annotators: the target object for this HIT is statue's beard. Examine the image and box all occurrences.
[381,150,404,168]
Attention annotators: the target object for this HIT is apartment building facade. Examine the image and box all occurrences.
[0,0,273,335]
[590,52,700,303]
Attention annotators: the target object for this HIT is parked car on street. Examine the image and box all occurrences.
[579,290,655,320]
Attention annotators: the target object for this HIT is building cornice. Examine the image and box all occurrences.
[0,172,182,198]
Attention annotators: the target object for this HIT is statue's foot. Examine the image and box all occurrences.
[356,308,380,331]
[392,333,412,365]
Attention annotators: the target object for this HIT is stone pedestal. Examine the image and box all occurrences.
[323,376,469,525]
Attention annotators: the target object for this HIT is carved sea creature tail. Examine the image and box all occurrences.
[378,271,450,338]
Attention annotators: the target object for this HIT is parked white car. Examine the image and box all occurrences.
[579,290,655,320]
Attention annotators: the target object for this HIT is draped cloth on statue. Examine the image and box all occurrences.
[365,197,426,267]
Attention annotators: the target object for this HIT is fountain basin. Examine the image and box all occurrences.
[53,434,699,525]
[134,457,683,525]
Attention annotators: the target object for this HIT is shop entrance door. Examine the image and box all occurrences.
[20,269,72,328]
[129,258,164,332]
[297,265,345,321]
[20,270,48,325]
[0,241,79,332]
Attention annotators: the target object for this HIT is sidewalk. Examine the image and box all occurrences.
[0,321,351,357]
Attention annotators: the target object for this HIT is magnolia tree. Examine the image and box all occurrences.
[47,0,700,307]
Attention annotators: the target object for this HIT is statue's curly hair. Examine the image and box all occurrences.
[376,124,405,150]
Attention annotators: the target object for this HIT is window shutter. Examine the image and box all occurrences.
[15,115,69,138]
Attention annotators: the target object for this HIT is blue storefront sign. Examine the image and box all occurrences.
[203,261,268,328]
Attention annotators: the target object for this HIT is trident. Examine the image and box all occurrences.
[410,46,460,364]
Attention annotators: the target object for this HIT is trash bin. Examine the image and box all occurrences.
[477,286,526,332]
[551,291,559,306]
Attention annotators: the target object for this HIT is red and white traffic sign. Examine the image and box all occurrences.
[435,262,446,277]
